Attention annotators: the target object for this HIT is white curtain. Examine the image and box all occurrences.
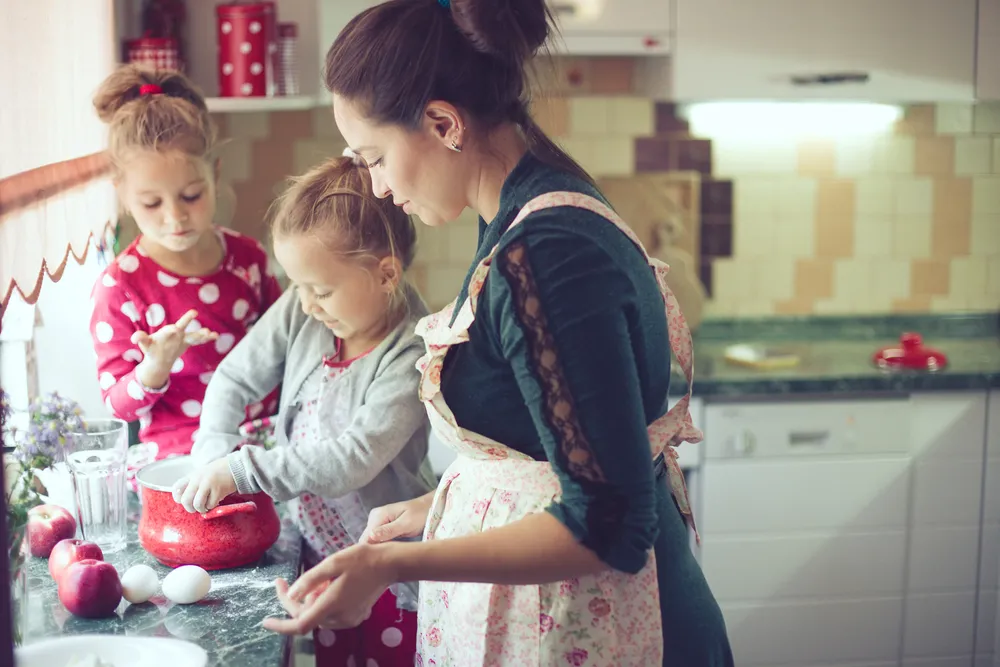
[0,0,118,309]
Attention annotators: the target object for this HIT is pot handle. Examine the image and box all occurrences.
[200,500,258,521]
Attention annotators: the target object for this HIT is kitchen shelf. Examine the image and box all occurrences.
[205,95,319,113]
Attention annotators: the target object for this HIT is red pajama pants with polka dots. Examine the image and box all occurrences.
[312,588,417,667]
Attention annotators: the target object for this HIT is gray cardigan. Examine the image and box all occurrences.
[192,283,437,514]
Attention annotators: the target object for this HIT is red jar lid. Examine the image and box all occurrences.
[278,22,298,38]
[216,2,276,18]
[872,332,948,371]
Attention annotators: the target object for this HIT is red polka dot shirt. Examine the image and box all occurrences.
[90,229,283,459]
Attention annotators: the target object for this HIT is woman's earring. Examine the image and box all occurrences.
[448,137,462,153]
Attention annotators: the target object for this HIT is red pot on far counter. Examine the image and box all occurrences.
[136,456,281,570]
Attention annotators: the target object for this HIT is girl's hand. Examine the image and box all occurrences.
[171,458,237,513]
[133,309,218,389]
[359,492,435,544]
[263,542,394,634]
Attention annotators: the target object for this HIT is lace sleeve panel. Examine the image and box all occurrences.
[497,240,607,484]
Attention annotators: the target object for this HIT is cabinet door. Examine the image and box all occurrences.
[978,390,1000,663]
[548,0,672,54]
[979,0,1000,99]
[673,0,977,101]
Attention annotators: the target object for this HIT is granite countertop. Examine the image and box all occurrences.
[22,506,303,667]
[670,313,1000,398]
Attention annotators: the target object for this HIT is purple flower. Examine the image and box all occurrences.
[9,391,85,469]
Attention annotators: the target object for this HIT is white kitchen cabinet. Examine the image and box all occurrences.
[547,0,672,55]
[979,0,1000,99]
[672,0,977,101]
[700,393,988,667]
[979,390,1000,665]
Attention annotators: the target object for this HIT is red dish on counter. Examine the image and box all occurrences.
[872,332,948,372]
[136,456,281,570]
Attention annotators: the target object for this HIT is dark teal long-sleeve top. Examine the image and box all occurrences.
[439,153,734,665]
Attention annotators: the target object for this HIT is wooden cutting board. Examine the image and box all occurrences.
[597,172,706,331]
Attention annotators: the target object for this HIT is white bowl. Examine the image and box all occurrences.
[15,635,208,667]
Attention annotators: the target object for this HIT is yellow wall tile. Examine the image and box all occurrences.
[874,136,915,174]
[425,266,469,309]
[754,258,795,302]
[973,102,1000,134]
[310,107,342,139]
[218,138,253,183]
[733,177,778,215]
[568,97,610,135]
[773,177,818,218]
[972,176,1000,216]
[955,137,993,175]
[732,210,775,258]
[736,300,776,316]
[949,257,989,298]
[712,138,798,176]
[994,138,1000,174]
[607,98,654,137]
[892,215,932,259]
[835,136,879,175]
[589,138,634,176]
[871,258,911,303]
[831,259,874,307]
[968,293,1000,311]
[971,214,1000,256]
[854,177,895,216]
[931,295,969,311]
[226,112,271,140]
[556,137,596,174]
[711,258,755,301]
[935,103,975,134]
[772,213,815,258]
[813,298,854,314]
[413,222,448,264]
[853,214,893,257]
[292,139,346,174]
[894,178,933,216]
[989,257,1000,295]
[444,219,480,264]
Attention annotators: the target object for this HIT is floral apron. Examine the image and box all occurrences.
[413,192,703,666]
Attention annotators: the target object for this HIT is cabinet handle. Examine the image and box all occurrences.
[790,72,870,87]
[788,430,830,446]
[733,430,756,456]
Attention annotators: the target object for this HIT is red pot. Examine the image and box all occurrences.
[136,456,281,570]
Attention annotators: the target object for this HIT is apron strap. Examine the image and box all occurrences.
[505,191,703,451]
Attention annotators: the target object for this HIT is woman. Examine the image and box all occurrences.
[263,0,734,664]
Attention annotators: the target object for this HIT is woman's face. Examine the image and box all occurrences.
[332,95,467,227]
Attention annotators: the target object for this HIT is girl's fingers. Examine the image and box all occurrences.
[174,309,199,332]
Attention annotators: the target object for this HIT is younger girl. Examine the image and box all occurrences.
[174,155,436,667]
[90,65,282,474]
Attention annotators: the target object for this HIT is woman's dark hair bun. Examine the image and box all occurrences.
[449,0,550,64]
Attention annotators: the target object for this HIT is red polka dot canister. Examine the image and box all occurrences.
[216,2,277,98]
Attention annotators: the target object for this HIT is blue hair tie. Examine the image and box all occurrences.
[438,0,450,8]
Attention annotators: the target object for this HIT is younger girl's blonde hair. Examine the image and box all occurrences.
[93,64,216,171]
[271,155,418,315]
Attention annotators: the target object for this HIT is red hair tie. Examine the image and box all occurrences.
[138,84,163,96]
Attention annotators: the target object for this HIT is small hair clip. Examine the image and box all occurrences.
[138,84,164,96]
[342,147,357,159]
[437,0,450,7]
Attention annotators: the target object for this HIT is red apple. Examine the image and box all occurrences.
[57,559,122,618]
[48,539,104,582]
[27,504,77,557]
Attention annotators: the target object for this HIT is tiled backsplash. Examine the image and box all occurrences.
[212,57,1000,317]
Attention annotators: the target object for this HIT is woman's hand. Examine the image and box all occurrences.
[171,457,237,513]
[359,491,435,544]
[263,542,396,634]
[133,309,218,390]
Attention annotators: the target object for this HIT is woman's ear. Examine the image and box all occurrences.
[423,101,465,152]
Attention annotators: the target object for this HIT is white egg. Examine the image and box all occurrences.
[120,564,159,604]
[162,565,212,605]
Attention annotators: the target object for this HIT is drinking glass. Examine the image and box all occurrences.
[66,418,129,553]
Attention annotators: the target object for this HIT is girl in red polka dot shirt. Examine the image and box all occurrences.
[88,65,282,476]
